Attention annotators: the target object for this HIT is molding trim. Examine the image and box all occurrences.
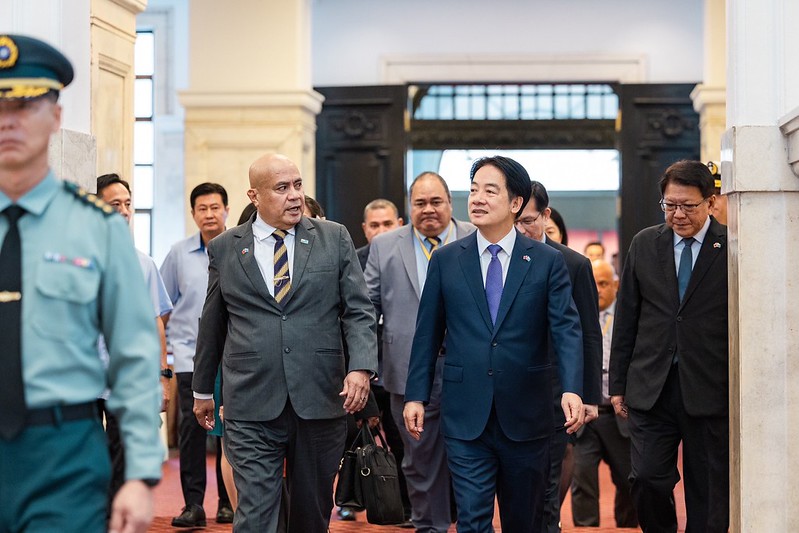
[108,0,148,15]
[380,54,648,84]
[179,90,325,114]
[690,84,726,111]
[778,106,799,178]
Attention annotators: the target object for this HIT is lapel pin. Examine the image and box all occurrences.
[713,242,721,249]
[300,238,309,244]
[522,255,531,262]
[241,248,249,255]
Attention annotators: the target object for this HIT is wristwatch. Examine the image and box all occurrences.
[160,368,173,379]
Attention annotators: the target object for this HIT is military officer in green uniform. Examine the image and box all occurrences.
[0,34,163,533]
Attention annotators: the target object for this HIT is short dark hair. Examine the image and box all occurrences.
[408,171,451,200]
[190,182,228,209]
[237,203,256,225]
[304,195,325,218]
[469,156,532,215]
[548,207,569,246]
[97,173,130,195]
[584,241,605,253]
[528,180,550,213]
[658,160,715,198]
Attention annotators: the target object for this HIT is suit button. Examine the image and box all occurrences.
[282,315,287,321]
[491,342,498,347]
[677,316,683,322]
[284,347,291,353]
[487,369,493,376]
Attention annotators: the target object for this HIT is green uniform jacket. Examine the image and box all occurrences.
[0,171,163,481]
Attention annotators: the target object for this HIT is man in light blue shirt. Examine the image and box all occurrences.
[96,173,174,509]
[161,182,233,527]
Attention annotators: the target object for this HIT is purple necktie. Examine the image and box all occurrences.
[486,244,503,324]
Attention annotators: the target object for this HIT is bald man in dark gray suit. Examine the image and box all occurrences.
[193,154,377,533]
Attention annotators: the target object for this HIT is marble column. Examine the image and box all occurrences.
[724,0,799,530]
[690,0,726,163]
[179,0,322,226]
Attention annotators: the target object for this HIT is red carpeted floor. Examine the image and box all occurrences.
[148,449,686,532]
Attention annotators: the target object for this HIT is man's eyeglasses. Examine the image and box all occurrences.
[659,199,707,215]
[515,212,542,227]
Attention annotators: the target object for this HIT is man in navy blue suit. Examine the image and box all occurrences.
[404,156,585,533]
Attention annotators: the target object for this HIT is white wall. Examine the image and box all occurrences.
[0,0,91,133]
[311,0,704,86]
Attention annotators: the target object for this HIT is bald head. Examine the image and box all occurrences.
[249,153,296,188]
[246,153,305,229]
[591,259,618,312]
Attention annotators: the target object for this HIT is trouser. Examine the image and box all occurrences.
[389,357,452,533]
[447,405,550,533]
[0,407,109,533]
[176,372,230,509]
[628,365,729,533]
[571,408,637,527]
[225,401,346,533]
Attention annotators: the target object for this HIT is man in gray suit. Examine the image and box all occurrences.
[364,171,475,533]
[192,153,378,533]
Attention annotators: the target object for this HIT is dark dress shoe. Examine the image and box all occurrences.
[216,504,234,524]
[171,504,207,528]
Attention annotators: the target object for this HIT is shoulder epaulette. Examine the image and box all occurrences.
[63,180,116,216]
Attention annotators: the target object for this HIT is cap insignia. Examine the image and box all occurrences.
[0,36,19,69]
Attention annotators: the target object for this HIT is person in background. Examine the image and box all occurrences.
[609,160,729,532]
[707,161,727,225]
[571,259,637,528]
[161,182,233,527]
[304,194,325,219]
[515,181,602,533]
[583,241,605,262]
[352,198,410,524]
[358,198,404,267]
[96,173,173,512]
[546,207,569,245]
[365,172,475,532]
[0,34,162,533]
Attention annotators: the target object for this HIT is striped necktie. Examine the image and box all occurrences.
[273,229,291,304]
[426,236,441,255]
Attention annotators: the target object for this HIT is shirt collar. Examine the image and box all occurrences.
[0,170,60,216]
[602,300,616,317]
[476,227,516,256]
[672,215,711,248]
[252,214,295,242]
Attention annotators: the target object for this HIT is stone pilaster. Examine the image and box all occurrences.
[180,0,321,226]
[724,0,799,530]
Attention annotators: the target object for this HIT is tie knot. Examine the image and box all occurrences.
[426,236,441,248]
[682,237,695,248]
[273,229,288,241]
[488,244,502,258]
[2,205,25,225]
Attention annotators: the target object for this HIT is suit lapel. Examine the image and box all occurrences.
[680,218,726,309]
[399,226,422,298]
[458,233,493,332]
[492,233,533,333]
[656,225,680,307]
[284,217,315,307]
[234,222,281,311]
